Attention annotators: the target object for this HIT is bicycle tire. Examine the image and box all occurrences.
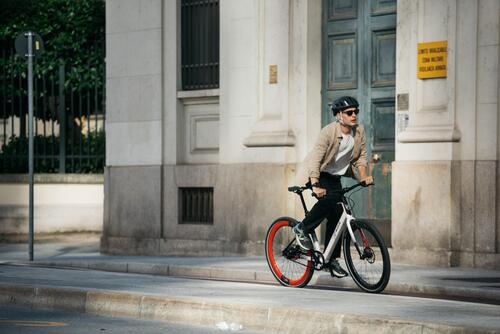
[265,217,314,288]
[342,219,391,293]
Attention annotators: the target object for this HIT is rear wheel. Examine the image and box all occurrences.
[343,220,390,293]
[265,217,314,288]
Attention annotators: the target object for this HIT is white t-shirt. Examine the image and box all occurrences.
[323,130,354,176]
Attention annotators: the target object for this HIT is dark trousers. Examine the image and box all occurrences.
[302,172,343,258]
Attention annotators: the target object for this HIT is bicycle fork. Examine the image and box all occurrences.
[346,218,372,260]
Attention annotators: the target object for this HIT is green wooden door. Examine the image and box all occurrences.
[322,0,396,243]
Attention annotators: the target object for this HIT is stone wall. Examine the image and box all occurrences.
[102,164,302,256]
[102,0,322,256]
[0,174,103,238]
[392,0,500,268]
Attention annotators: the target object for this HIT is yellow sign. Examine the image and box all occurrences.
[417,41,447,79]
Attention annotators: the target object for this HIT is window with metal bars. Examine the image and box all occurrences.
[179,187,214,224]
[181,0,219,90]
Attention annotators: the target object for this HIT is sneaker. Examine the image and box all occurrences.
[329,258,348,278]
[292,223,313,250]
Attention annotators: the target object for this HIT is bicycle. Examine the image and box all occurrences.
[265,181,391,293]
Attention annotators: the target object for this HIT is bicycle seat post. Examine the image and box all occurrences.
[298,191,309,215]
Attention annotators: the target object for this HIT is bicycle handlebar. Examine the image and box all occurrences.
[342,182,371,193]
[287,181,373,197]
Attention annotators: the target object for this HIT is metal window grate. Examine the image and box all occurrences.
[179,187,214,224]
[181,0,219,90]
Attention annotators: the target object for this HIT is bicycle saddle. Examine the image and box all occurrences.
[287,186,301,193]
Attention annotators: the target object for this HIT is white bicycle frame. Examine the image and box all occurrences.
[307,202,357,264]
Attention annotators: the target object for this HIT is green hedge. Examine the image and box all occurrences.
[0,130,105,173]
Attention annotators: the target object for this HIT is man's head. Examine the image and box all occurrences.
[331,96,359,127]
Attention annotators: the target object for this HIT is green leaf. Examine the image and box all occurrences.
[0,0,105,174]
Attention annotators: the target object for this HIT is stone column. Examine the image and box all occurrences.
[102,0,164,254]
[392,0,499,268]
[242,0,295,149]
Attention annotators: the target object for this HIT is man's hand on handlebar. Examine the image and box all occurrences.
[308,175,373,198]
[360,176,374,187]
[312,185,326,198]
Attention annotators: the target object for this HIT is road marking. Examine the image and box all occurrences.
[0,320,67,327]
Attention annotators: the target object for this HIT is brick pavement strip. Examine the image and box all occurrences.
[0,282,498,334]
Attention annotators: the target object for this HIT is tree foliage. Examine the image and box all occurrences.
[0,0,105,173]
[0,0,105,90]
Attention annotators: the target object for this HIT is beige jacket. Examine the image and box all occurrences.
[302,122,367,183]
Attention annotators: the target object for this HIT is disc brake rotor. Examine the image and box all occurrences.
[363,247,376,264]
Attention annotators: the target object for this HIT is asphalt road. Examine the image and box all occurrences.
[1,264,500,332]
[0,305,260,334]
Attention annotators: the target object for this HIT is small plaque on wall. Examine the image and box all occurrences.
[417,41,447,79]
[397,93,408,111]
[269,65,278,84]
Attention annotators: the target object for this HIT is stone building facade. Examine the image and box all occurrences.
[102,0,500,268]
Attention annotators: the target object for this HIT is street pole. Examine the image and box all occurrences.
[15,31,43,262]
[27,31,34,262]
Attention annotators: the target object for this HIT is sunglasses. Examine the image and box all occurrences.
[342,108,359,116]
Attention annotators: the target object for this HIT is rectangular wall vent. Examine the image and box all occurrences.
[179,187,214,224]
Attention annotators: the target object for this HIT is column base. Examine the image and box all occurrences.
[101,236,263,256]
[391,247,500,269]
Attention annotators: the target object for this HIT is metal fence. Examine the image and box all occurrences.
[181,0,219,90]
[0,49,105,174]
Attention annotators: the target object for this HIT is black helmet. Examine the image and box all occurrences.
[331,96,359,115]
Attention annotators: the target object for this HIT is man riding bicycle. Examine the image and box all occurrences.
[293,96,373,278]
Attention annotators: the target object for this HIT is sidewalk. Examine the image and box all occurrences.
[1,239,500,304]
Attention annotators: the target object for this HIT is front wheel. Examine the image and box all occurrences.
[265,217,314,288]
[343,220,391,293]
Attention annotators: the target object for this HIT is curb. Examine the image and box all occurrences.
[34,260,275,283]
[0,282,498,334]
[31,260,500,304]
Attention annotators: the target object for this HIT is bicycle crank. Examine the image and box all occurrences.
[282,245,304,261]
[312,251,325,270]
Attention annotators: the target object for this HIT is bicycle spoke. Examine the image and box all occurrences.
[267,219,313,286]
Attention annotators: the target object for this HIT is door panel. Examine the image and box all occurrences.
[371,0,397,15]
[372,30,396,87]
[372,99,395,152]
[328,34,357,90]
[329,0,358,20]
[322,0,396,244]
